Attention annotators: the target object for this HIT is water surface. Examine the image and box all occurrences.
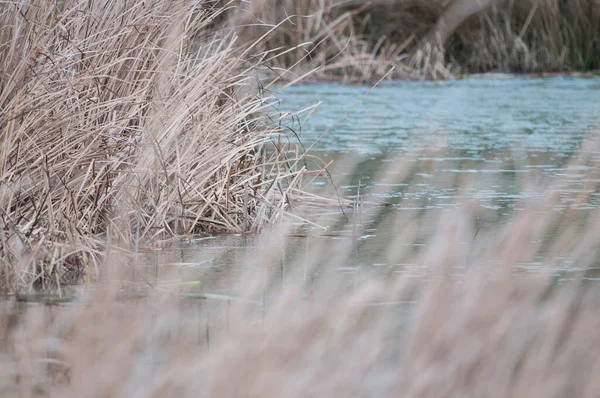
[154,77,600,292]
[282,78,600,155]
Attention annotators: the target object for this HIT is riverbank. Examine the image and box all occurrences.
[281,70,600,84]
[456,71,600,80]
[227,0,600,82]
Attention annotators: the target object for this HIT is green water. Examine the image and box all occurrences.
[152,77,600,292]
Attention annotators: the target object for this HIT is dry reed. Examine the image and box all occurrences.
[1,140,600,396]
[226,0,600,81]
[448,0,600,73]
[1,1,600,395]
[0,0,311,292]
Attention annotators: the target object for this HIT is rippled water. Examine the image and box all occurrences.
[152,77,600,291]
[281,77,600,155]
[281,78,600,214]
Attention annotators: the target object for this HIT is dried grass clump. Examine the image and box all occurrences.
[0,0,309,291]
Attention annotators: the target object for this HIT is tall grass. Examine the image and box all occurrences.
[2,1,600,395]
[0,0,310,291]
[225,0,429,82]
[2,142,600,396]
[226,0,600,81]
[448,0,600,73]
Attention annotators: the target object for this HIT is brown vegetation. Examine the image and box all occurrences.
[0,0,311,291]
[227,0,600,81]
[2,0,598,290]
[2,146,600,396]
[1,2,599,393]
